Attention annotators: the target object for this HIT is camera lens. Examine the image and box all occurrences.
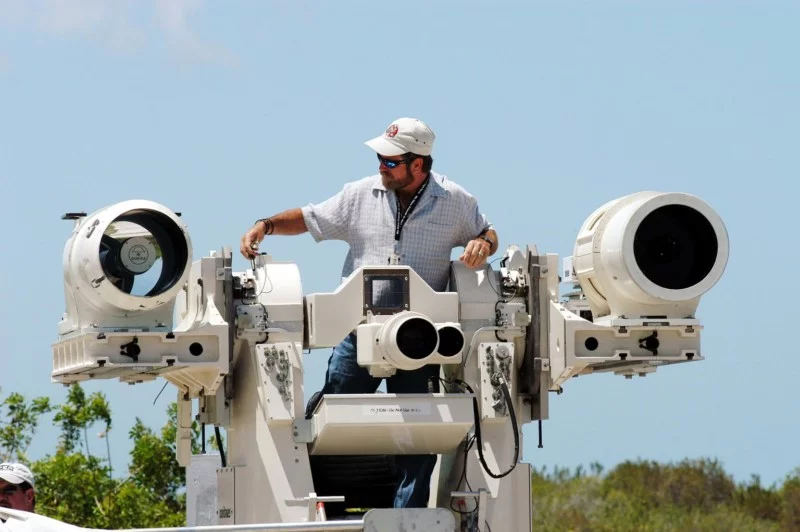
[437,326,465,357]
[395,318,438,360]
[633,205,717,290]
[99,209,189,297]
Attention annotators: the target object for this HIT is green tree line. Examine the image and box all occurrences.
[0,384,209,528]
[3,385,799,530]
[532,460,800,531]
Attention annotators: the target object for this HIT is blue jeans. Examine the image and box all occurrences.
[320,332,440,509]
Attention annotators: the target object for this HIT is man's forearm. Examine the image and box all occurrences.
[258,208,308,236]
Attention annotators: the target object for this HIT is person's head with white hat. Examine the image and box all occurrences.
[365,117,436,201]
[0,463,35,515]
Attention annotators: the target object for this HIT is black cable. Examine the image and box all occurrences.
[490,268,522,342]
[440,374,519,532]
[254,302,270,345]
[538,419,543,449]
[485,264,505,299]
[152,380,169,405]
[201,423,206,454]
[440,378,478,515]
[485,259,520,304]
[215,426,226,467]
[454,378,519,479]
[450,433,478,515]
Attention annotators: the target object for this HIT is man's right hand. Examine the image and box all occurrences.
[240,222,266,259]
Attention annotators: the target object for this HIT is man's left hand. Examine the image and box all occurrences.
[459,238,491,269]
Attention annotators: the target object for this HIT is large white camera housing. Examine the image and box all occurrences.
[571,191,729,324]
[52,201,229,396]
[59,199,192,334]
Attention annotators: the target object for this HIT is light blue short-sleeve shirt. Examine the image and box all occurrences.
[301,171,492,292]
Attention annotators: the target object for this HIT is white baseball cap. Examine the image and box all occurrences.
[0,463,34,489]
[365,117,435,156]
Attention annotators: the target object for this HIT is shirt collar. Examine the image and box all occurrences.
[372,171,447,197]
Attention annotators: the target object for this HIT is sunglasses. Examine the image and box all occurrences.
[377,154,417,169]
[0,485,21,496]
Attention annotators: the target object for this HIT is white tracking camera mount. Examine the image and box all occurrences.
[303,265,465,378]
[32,190,729,532]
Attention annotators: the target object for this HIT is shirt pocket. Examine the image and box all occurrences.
[423,218,458,244]
[426,216,457,242]
[427,219,455,227]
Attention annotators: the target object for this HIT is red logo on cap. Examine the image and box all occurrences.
[385,124,399,138]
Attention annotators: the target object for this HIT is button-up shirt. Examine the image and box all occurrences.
[301,171,492,292]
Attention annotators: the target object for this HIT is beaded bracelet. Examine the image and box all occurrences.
[256,218,274,235]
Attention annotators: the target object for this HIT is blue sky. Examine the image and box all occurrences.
[0,1,796,488]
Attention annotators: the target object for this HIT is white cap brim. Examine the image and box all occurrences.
[365,136,407,156]
[0,472,27,486]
